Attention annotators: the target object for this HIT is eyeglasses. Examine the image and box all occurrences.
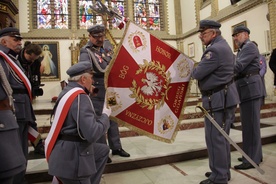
[90,34,105,39]
[199,30,213,36]
[232,32,242,38]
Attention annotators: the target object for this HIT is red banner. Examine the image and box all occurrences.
[105,22,194,143]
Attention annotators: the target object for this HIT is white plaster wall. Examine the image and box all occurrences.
[181,1,197,33]
[200,4,211,20]
[18,0,29,33]
[167,1,176,35]
[218,0,231,10]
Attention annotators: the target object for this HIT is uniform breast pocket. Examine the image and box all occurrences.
[14,98,26,120]
[239,81,260,101]
[78,144,96,177]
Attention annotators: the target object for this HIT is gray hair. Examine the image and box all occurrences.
[0,36,8,44]
[68,73,91,82]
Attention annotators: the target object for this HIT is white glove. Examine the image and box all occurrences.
[102,98,111,117]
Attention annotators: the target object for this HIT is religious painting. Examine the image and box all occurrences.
[34,42,60,81]
[232,21,247,52]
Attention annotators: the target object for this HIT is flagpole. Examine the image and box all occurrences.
[196,105,265,175]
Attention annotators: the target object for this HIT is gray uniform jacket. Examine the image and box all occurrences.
[0,45,36,122]
[192,35,240,111]
[234,40,265,102]
[48,82,110,179]
[79,40,113,115]
[0,52,26,178]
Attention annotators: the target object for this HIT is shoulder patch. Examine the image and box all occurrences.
[205,51,212,60]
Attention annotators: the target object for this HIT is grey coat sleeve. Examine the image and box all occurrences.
[69,94,110,143]
[234,42,259,74]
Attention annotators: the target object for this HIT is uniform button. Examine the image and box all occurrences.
[87,151,89,154]
[0,124,5,128]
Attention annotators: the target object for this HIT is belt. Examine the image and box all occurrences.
[58,134,87,142]
[234,70,259,81]
[201,80,233,96]
[0,98,12,111]
[12,88,28,94]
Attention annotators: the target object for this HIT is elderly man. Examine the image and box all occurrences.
[0,27,36,184]
[232,26,265,170]
[46,61,111,184]
[79,24,130,163]
[0,28,26,184]
[192,20,239,184]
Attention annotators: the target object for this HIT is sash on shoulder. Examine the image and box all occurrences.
[0,50,32,100]
[45,87,85,161]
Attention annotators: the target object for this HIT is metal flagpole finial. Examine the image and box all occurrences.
[90,0,123,20]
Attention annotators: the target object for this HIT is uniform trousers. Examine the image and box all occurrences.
[58,143,109,184]
[92,96,122,150]
[13,121,28,184]
[97,119,122,150]
[205,107,235,183]
[0,176,13,184]
[239,98,262,164]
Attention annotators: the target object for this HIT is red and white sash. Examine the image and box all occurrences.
[0,50,32,100]
[45,87,85,161]
[28,126,41,146]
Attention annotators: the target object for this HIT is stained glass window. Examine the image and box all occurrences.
[134,0,161,30]
[36,0,69,29]
[78,0,126,30]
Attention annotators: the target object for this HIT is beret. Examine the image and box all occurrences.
[66,61,94,77]
[198,20,221,32]
[87,24,105,36]
[232,26,250,36]
[0,27,22,39]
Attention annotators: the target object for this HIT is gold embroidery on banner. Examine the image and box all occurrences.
[107,91,122,112]
[129,59,172,110]
[128,31,147,53]
[177,58,191,78]
[158,115,174,134]
[125,110,153,126]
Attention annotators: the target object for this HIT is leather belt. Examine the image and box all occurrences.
[234,70,259,81]
[0,98,12,111]
[201,80,233,96]
[12,88,28,94]
[58,134,87,142]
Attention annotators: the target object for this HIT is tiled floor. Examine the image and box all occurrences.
[28,98,276,184]
[28,118,276,184]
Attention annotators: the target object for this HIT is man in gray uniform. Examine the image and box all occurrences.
[79,24,130,163]
[47,61,111,184]
[0,27,36,184]
[232,26,265,170]
[0,29,26,184]
[192,20,240,184]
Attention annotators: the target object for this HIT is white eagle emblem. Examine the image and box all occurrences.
[141,72,162,96]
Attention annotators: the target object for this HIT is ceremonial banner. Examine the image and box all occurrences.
[105,21,194,143]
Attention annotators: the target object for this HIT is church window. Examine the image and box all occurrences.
[133,0,162,30]
[35,0,70,29]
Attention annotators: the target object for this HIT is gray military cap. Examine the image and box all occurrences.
[232,26,250,36]
[66,61,94,77]
[198,20,221,32]
[0,27,23,39]
[87,24,105,36]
